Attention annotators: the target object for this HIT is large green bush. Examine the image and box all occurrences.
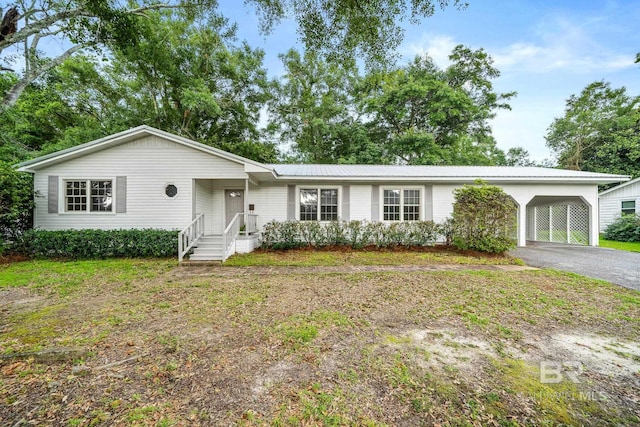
[452,183,517,253]
[603,214,640,242]
[260,220,443,250]
[0,162,35,255]
[20,229,179,259]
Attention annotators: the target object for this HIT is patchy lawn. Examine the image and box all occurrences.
[599,238,640,253]
[225,246,523,266]
[1,257,639,426]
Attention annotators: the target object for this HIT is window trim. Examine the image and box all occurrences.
[621,200,636,216]
[380,186,423,222]
[61,178,116,214]
[296,186,341,222]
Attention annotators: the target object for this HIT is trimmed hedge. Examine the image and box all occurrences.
[20,229,179,259]
[261,220,443,250]
[603,214,640,242]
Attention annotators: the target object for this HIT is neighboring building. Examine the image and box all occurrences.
[17,126,629,261]
[599,177,640,232]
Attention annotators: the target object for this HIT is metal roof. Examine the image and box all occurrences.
[13,125,629,185]
[270,164,628,181]
[598,176,640,196]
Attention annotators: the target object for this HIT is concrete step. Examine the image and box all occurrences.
[195,243,223,250]
[189,254,223,261]
[187,234,225,261]
[199,237,223,243]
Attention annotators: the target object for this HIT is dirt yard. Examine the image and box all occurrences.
[1,255,639,426]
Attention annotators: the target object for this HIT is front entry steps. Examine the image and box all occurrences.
[189,234,223,261]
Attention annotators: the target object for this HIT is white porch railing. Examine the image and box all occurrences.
[178,213,204,262]
[222,213,242,262]
[222,213,259,261]
[242,213,258,235]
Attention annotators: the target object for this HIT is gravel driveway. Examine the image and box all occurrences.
[510,242,640,291]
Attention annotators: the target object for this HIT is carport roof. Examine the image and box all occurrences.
[270,164,629,184]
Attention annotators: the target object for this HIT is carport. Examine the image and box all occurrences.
[525,196,591,245]
[503,184,607,248]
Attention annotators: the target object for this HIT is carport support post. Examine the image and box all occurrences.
[566,205,571,244]
[517,203,527,246]
[549,206,553,242]
[590,203,598,246]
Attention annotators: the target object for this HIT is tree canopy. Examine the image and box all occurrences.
[0,0,223,107]
[0,0,535,170]
[359,46,514,165]
[267,49,385,164]
[0,0,466,109]
[0,9,280,163]
[546,81,640,177]
[247,0,467,68]
[267,45,518,165]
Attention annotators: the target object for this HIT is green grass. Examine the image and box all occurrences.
[0,259,175,295]
[536,230,589,245]
[2,258,639,426]
[599,238,640,253]
[274,310,353,348]
[225,248,522,266]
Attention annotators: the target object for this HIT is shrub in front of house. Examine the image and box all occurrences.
[20,229,179,259]
[603,214,640,242]
[0,161,35,257]
[452,183,518,253]
[260,220,443,250]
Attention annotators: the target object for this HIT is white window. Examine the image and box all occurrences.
[622,200,636,216]
[300,188,339,221]
[383,188,421,221]
[65,180,112,212]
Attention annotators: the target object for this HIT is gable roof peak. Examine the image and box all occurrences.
[16,125,272,173]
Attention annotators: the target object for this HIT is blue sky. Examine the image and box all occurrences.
[217,0,640,162]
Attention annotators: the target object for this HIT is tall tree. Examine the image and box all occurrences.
[0,66,96,162]
[0,0,220,107]
[268,49,385,163]
[102,10,277,161]
[546,81,640,176]
[503,147,536,166]
[248,0,466,68]
[1,0,466,108]
[0,10,279,163]
[360,45,514,165]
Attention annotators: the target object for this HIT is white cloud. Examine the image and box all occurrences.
[400,34,457,67]
[402,15,636,75]
[492,17,636,74]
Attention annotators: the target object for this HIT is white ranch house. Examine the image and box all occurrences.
[599,177,640,232]
[17,126,629,261]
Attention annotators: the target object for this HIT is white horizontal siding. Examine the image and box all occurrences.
[599,198,622,232]
[248,184,288,230]
[600,180,640,199]
[195,180,214,234]
[34,135,247,231]
[598,181,640,232]
[349,185,371,221]
[432,185,457,223]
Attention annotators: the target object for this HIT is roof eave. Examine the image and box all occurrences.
[273,175,629,184]
[598,176,640,196]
